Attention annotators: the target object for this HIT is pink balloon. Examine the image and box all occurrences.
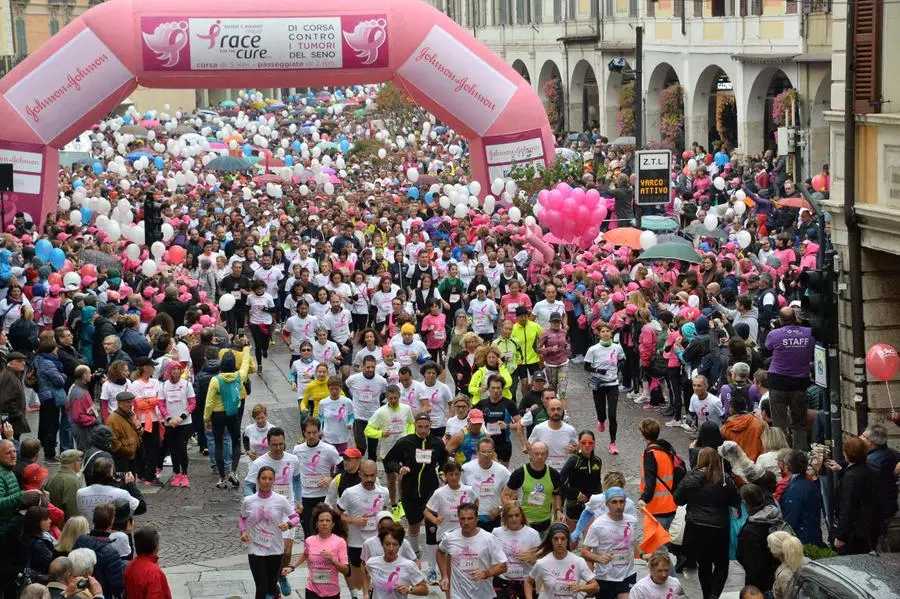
[547,190,563,211]
[584,189,600,211]
[556,182,572,195]
[563,196,578,215]
[571,187,586,202]
[537,189,550,207]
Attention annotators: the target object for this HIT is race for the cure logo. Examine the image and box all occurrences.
[140,15,389,71]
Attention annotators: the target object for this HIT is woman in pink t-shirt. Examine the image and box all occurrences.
[421,300,447,363]
[283,504,349,599]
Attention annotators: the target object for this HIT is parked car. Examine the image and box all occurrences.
[786,553,900,599]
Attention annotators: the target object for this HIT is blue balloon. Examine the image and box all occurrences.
[425,192,435,204]
[284,155,294,167]
[34,239,52,262]
[153,156,164,169]
[243,144,253,156]
[49,248,66,270]
[144,112,152,120]
[408,187,420,200]
[92,162,103,175]
[339,139,350,153]
[123,114,132,124]
[72,180,84,189]
[79,205,92,223]
[292,140,302,152]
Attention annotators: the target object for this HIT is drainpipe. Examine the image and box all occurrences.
[843,1,867,433]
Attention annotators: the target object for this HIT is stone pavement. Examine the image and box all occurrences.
[26,343,747,598]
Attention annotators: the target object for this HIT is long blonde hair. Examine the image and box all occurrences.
[767,531,805,571]
[56,516,90,553]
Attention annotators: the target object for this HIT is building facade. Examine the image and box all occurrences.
[826,0,900,437]
[429,0,832,177]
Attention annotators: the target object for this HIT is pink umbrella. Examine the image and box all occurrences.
[141,119,161,129]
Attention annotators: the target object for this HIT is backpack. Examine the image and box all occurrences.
[699,339,728,393]
[649,331,669,379]
[216,374,242,417]
[647,444,688,493]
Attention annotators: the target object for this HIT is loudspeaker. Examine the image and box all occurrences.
[0,164,12,192]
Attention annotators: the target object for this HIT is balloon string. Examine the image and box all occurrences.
[887,381,895,413]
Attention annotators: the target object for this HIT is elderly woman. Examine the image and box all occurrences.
[119,314,150,366]
[102,335,133,372]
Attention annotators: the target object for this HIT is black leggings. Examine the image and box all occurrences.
[140,423,161,481]
[166,424,191,475]
[227,308,248,336]
[352,419,378,460]
[37,400,61,459]
[592,386,619,442]
[666,366,684,421]
[212,411,242,479]
[301,496,323,538]
[248,553,282,599]
[249,323,271,365]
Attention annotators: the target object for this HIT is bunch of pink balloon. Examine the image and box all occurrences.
[536,183,607,248]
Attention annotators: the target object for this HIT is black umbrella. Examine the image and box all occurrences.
[207,156,250,172]
[77,249,122,269]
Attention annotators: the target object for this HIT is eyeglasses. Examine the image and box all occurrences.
[580,440,596,447]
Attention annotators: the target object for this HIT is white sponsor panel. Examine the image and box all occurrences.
[3,29,133,143]
[0,149,43,174]
[485,137,544,166]
[189,18,343,70]
[12,172,41,195]
[398,25,516,135]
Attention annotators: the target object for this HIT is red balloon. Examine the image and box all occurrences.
[168,245,186,265]
[811,174,827,192]
[683,166,691,177]
[80,264,97,278]
[48,273,62,286]
[866,343,900,382]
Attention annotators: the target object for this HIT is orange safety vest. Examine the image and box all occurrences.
[640,447,677,514]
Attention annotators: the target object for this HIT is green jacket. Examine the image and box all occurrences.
[46,468,84,521]
[0,464,23,532]
[511,320,544,366]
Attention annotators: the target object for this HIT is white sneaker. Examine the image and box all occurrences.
[633,395,650,404]
[626,391,639,400]
[664,419,682,428]
[572,355,584,364]
[681,421,696,432]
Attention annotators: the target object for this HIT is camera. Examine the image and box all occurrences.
[76,579,91,590]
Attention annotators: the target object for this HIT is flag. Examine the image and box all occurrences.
[640,509,672,555]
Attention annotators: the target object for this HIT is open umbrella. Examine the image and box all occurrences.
[601,227,643,248]
[776,197,812,210]
[641,215,679,232]
[609,136,636,148]
[72,157,96,167]
[207,156,250,172]
[683,223,728,240]
[253,174,282,185]
[353,108,367,117]
[555,148,578,160]
[219,100,237,108]
[657,233,693,246]
[125,150,154,162]
[638,243,701,264]
[172,124,197,136]
[119,124,149,137]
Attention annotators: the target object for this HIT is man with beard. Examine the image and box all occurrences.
[244,427,301,598]
[502,442,563,534]
[526,398,578,471]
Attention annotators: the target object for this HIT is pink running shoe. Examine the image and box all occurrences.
[171,474,183,487]
[180,475,191,488]
[597,421,606,433]
[608,442,619,455]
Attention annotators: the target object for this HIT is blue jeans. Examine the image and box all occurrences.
[59,411,73,452]
[654,513,677,576]
[207,428,232,469]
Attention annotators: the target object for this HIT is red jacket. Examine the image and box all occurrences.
[124,555,172,599]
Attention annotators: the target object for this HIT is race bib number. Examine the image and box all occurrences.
[473,315,488,328]
[449,294,460,303]
[547,456,566,470]
[479,484,495,496]
[611,550,630,565]
[485,422,502,436]
[362,517,377,531]
[527,491,546,506]
[433,330,446,341]
[415,449,433,464]
[399,354,413,366]
[312,568,332,584]
[506,562,524,579]
[274,484,291,497]
[389,418,405,434]
[250,525,275,548]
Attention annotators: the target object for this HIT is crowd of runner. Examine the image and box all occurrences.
[0,87,895,599]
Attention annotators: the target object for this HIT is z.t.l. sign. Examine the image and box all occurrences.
[635,150,672,206]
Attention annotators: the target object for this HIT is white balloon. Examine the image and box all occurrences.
[166,178,177,192]
[467,197,479,209]
[105,220,121,242]
[218,293,237,312]
[63,272,81,289]
[688,295,700,308]
[687,158,698,171]
[406,168,419,182]
[70,210,82,225]
[713,176,726,191]
[508,206,522,223]
[151,241,166,260]
[377,148,387,160]
[205,173,217,185]
[483,196,495,215]
[734,189,746,202]
[704,214,718,231]
[736,230,752,249]
[733,200,747,216]
[141,259,157,277]
[161,223,174,242]
[505,180,517,196]
[469,181,482,196]
[324,182,335,195]
[454,204,469,218]
[524,215,536,227]
[59,197,71,212]
[125,243,141,261]
[439,196,451,209]
[640,230,658,250]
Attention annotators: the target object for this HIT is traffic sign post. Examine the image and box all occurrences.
[635,150,671,206]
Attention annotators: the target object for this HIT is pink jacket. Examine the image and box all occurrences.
[66,384,98,428]
[638,324,659,368]
[664,331,682,368]
[537,327,570,366]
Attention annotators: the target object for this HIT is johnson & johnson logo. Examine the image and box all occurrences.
[24,54,113,124]
[414,46,499,112]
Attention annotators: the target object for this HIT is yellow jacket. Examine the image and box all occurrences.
[205,347,251,421]
[302,379,329,418]
[469,365,513,403]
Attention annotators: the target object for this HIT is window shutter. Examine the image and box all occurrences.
[853,0,882,114]
[786,0,798,14]
[647,0,655,16]
[694,0,702,16]
[739,0,747,15]
[675,0,683,17]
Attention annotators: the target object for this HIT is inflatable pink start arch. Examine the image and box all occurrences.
[0,0,554,225]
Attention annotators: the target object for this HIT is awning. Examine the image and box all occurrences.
[731,53,796,64]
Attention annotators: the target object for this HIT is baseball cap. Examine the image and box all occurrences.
[468,409,485,424]
[747,274,761,282]
[414,411,431,422]
[549,312,563,322]
[175,326,192,339]
[342,447,363,459]
[533,371,547,382]
[515,306,529,317]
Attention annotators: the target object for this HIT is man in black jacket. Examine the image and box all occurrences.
[860,423,898,548]
[157,285,198,329]
[55,327,87,391]
[91,305,120,371]
[74,503,124,599]
[384,413,448,565]
[219,262,252,335]
[736,483,782,593]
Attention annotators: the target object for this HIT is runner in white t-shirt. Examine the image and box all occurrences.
[461,437,511,529]
[292,420,341,536]
[437,504,508,599]
[491,503,541,595]
[525,522,597,599]
[629,551,685,599]
[688,376,724,427]
[527,400,578,471]
[581,487,639,596]
[424,462,475,540]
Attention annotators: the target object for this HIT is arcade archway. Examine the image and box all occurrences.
[0,0,553,223]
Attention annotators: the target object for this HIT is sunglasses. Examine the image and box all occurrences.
[580,440,596,446]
